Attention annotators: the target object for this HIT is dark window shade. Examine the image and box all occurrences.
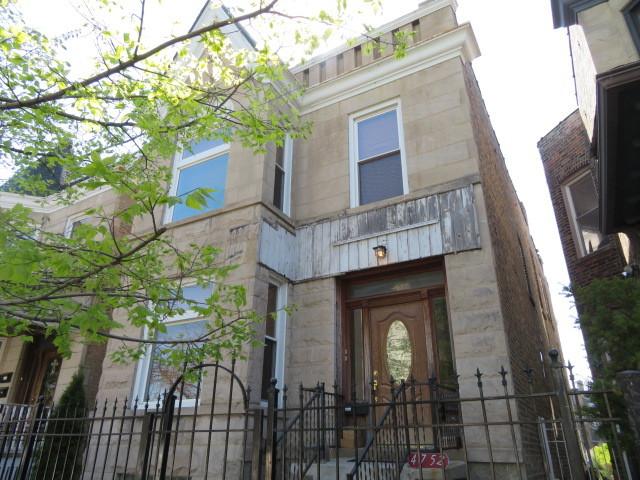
[261,338,276,400]
[266,284,278,337]
[432,297,455,385]
[273,165,285,210]
[261,283,279,399]
[358,152,403,205]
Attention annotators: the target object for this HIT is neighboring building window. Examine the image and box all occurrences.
[564,171,604,256]
[133,283,213,404]
[272,136,293,215]
[349,101,407,207]
[167,138,229,223]
[261,282,287,400]
[623,0,640,54]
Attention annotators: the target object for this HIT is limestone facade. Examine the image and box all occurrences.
[0,0,561,475]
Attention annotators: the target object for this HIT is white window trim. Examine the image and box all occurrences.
[164,141,230,224]
[562,170,601,258]
[348,99,409,208]
[63,213,90,238]
[261,280,288,405]
[282,135,293,216]
[132,283,213,408]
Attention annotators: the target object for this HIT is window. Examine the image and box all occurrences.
[63,215,90,238]
[261,282,287,400]
[623,0,640,54]
[564,171,604,256]
[272,136,293,215]
[133,284,213,405]
[349,101,408,207]
[167,138,229,223]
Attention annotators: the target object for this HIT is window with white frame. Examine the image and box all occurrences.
[133,283,213,403]
[261,282,287,400]
[167,138,229,223]
[349,101,408,207]
[564,171,605,256]
[63,215,90,238]
[272,136,293,215]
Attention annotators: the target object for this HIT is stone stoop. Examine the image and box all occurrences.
[301,460,467,480]
[399,460,467,480]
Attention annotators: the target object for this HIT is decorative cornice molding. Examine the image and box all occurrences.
[550,0,609,28]
[291,0,459,74]
[298,23,480,115]
[0,186,112,214]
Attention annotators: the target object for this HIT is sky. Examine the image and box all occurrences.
[10,0,590,379]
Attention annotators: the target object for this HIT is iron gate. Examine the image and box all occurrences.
[0,358,633,479]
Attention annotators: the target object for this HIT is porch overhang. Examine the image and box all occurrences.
[596,60,640,234]
[259,182,482,282]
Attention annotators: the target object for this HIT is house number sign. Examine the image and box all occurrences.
[407,451,449,469]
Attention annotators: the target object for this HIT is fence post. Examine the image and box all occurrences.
[264,379,278,480]
[251,407,264,480]
[137,412,156,480]
[617,370,640,462]
[17,397,45,480]
[548,349,586,480]
[158,393,176,480]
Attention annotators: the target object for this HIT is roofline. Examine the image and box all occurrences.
[291,0,458,74]
[549,0,608,29]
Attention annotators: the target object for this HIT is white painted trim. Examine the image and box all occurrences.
[0,186,112,214]
[299,24,480,114]
[274,282,288,393]
[164,142,230,225]
[282,135,293,217]
[348,99,409,208]
[562,169,602,258]
[290,0,459,74]
[63,212,90,238]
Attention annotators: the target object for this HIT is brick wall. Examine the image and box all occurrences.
[464,63,563,478]
[537,110,626,288]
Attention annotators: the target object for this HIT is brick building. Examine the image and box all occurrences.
[0,1,563,477]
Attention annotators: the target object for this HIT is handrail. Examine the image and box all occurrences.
[274,384,328,480]
[275,386,323,445]
[347,382,407,480]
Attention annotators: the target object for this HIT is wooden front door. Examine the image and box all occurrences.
[366,297,435,447]
[368,299,431,400]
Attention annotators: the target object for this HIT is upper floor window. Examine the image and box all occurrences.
[166,138,229,223]
[273,136,293,216]
[563,171,604,257]
[133,283,213,405]
[349,101,408,207]
[64,215,90,238]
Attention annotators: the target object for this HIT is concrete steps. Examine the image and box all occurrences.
[296,458,467,480]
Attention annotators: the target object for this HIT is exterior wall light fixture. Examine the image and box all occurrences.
[373,245,387,259]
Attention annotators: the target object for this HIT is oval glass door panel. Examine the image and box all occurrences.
[386,320,412,380]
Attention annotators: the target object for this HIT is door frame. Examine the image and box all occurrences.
[339,259,448,402]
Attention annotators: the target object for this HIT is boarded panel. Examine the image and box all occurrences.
[258,186,480,281]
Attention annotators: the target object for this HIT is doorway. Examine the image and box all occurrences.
[342,263,455,403]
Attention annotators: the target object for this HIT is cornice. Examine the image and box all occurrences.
[298,23,480,115]
[550,0,609,28]
[291,0,459,74]
[0,186,112,214]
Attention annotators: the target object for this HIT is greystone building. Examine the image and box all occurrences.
[0,1,565,478]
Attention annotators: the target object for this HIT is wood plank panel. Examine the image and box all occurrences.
[258,186,480,281]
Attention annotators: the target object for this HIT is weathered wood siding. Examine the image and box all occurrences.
[259,185,480,281]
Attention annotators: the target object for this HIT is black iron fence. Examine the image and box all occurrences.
[0,359,632,480]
